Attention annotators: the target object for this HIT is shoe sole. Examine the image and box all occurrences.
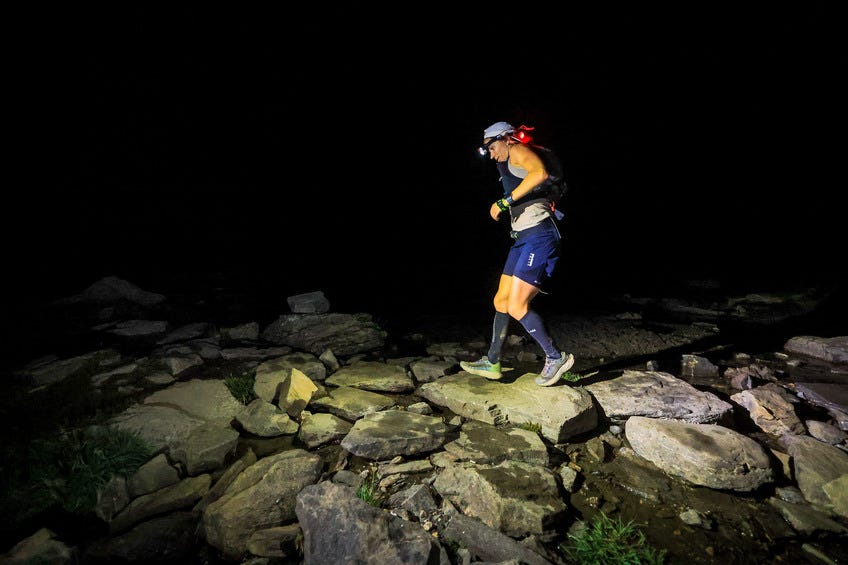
[536,354,575,387]
[460,363,502,380]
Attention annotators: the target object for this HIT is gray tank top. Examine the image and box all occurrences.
[506,162,555,232]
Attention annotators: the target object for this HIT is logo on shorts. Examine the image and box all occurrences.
[527,253,535,267]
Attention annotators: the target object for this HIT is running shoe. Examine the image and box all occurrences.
[535,352,575,386]
[460,356,502,380]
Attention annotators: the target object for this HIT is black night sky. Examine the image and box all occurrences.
[8,5,844,329]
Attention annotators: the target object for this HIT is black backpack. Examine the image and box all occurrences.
[530,144,569,217]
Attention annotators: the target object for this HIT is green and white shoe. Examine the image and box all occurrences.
[460,356,502,380]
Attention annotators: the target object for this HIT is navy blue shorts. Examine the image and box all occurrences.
[503,220,561,288]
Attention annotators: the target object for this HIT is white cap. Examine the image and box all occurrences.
[483,121,514,140]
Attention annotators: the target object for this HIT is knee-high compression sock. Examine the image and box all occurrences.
[518,310,560,359]
[486,311,510,364]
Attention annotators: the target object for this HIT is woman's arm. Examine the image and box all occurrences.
[506,144,549,203]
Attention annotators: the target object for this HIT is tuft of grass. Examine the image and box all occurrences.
[561,371,582,383]
[518,421,542,433]
[225,368,257,405]
[0,426,153,527]
[62,426,152,512]
[561,511,666,565]
[355,468,383,507]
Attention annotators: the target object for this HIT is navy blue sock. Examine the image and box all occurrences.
[486,311,510,364]
[518,310,560,358]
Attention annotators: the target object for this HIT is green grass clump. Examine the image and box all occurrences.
[518,421,542,433]
[355,468,383,507]
[225,368,257,405]
[0,426,153,526]
[561,512,666,565]
[561,371,582,383]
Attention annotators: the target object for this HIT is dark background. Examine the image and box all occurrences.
[8,5,843,325]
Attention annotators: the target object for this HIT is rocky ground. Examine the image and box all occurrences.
[392,285,848,564]
[0,276,846,564]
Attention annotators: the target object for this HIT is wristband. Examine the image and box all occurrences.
[495,199,509,212]
[505,193,515,206]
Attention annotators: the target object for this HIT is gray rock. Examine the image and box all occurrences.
[261,312,385,356]
[625,416,774,491]
[295,481,448,565]
[287,290,330,314]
